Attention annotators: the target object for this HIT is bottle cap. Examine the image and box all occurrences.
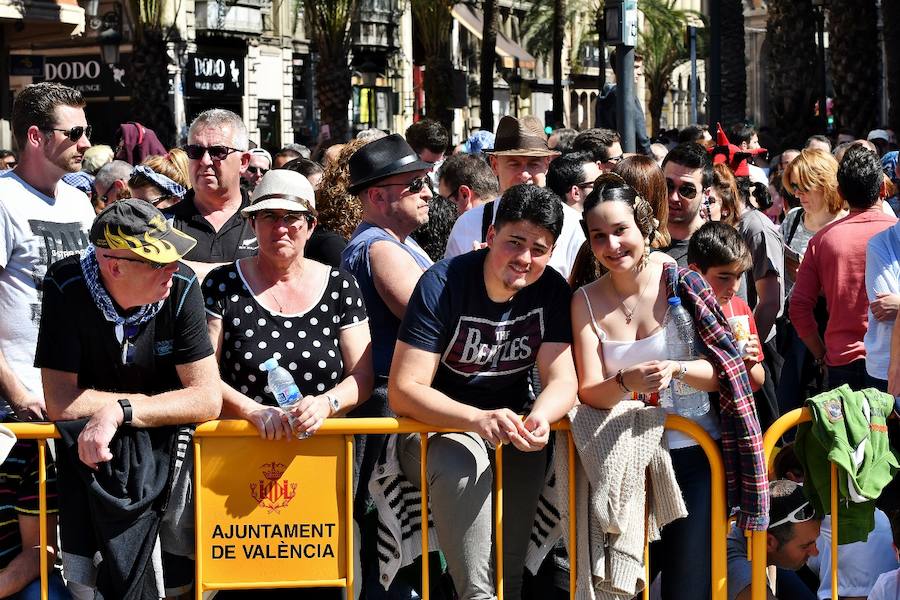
[667,296,682,306]
[262,357,278,371]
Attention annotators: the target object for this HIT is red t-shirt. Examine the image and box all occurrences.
[721,295,764,362]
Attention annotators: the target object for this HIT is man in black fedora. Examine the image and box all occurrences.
[444,115,586,281]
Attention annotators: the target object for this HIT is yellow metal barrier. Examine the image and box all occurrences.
[751,408,835,600]
[6,415,727,600]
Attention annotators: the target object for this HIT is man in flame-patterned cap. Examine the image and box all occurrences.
[34,198,222,599]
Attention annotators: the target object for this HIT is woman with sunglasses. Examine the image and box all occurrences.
[202,170,373,440]
[572,174,766,600]
[777,149,845,414]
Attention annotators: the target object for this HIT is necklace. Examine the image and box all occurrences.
[611,268,652,325]
[254,256,302,313]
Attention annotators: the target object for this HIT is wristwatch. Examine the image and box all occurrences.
[325,394,340,416]
[117,398,133,426]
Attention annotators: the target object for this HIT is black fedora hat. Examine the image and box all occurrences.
[347,134,433,194]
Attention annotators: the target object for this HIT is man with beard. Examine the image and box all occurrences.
[661,142,714,267]
[0,82,95,421]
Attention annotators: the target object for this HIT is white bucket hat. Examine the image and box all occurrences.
[241,169,317,218]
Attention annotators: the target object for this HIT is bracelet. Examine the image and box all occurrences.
[615,369,631,393]
[814,356,826,367]
[674,362,688,381]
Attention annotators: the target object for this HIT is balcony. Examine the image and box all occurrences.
[194,0,270,35]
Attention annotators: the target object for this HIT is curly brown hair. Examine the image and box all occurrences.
[316,138,369,239]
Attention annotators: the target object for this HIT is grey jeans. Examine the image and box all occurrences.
[398,432,548,600]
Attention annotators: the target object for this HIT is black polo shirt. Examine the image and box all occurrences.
[164,189,258,262]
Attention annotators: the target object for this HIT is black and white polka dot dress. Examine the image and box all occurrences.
[203,262,369,406]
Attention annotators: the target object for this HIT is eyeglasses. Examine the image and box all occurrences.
[769,501,816,529]
[253,211,308,228]
[44,125,92,142]
[380,175,431,194]
[605,154,625,164]
[183,144,242,161]
[666,178,700,200]
[247,166,268,176]
[103,253,168,271]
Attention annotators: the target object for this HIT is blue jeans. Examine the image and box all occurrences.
[826,360,887,392]
[14,572,71,600]
[650,444,712,600]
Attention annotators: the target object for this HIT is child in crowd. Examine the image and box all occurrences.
[687,221,766,391]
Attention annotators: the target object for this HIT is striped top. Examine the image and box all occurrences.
[0,439,58,569]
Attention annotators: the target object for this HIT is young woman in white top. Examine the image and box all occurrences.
[571,173,721,600]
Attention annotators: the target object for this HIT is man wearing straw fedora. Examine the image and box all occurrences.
[444,115,586,281]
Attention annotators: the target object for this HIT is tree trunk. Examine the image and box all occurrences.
[316,53,353,142]
[766,0,819,149]
[551,0,565,128]
[883,0,900,134]
[424,49,454,132]
[129,28,175,148]
[829,0,880,136]
[719,0,746,125]
[480,0,498,132]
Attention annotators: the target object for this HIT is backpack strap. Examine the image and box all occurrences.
[786,208,805,246]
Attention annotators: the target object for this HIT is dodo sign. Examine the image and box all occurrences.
[195,433,348,591]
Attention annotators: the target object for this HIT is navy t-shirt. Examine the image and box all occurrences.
[398,248,573,412]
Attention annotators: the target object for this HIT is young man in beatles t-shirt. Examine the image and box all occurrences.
[389,184,577,600]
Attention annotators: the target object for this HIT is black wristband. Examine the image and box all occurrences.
[117,398,133,426]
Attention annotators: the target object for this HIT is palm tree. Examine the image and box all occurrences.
[720,0,745,126]
[126,0,177,146]
[480,0,498,132]
[765,0,818,149]
[884,0,900,134]
[299,0,359,142]
[639,0,701,136]
[410,0,455,132]
[828,0,880,136]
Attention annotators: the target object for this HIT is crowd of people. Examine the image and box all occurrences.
[0,80,898,600]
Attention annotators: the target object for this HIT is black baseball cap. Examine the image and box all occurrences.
[90,198,197,264]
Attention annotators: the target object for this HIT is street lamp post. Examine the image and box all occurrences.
[98,3,123,67]
[506,59,522,117]
[812,0,829,133]
[604,0,638,152]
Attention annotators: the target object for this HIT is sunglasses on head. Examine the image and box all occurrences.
[666,178,700,200]
[381,175,431,194]
[247,166,268,175]
[183,144,242,161]
[44,125,92,142]
[769,500,816,529]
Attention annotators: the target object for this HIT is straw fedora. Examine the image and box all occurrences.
[485,115,560,157]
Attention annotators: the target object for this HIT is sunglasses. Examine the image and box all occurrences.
[575,180,596,190]
[119,323,140,365]
[380,175,431,194]
[183,144,242,161]
[253,211,308,228]
[44,125,92,142]
[247,166,268,176]
[3,161,16,168]
[666,179,700,200]
[104,253,168,271]
[605,154,625,165]
[769,500,816,529]
[147,194,176,206]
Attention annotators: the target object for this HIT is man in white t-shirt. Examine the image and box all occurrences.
[444,115,585,281]
[0,82,95,420]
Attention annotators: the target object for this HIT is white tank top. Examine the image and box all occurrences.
[579,287,721,449]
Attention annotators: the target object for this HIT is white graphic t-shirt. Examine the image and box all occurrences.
[0,171,94,401]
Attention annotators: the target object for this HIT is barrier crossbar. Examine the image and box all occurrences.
[6,415,727,600]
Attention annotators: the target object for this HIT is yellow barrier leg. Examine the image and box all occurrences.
[38,441,47,600]
[495,443,504,600]
[567,431,576,600]
[830,463,838,600]
[194,442,203,600]
[420,434,429,600]
[643,496,650,600]
[346,436,355,600]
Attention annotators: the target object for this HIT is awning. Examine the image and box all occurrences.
[1,0,85,38]
[451,3,535,71]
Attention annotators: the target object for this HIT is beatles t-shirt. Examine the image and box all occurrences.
[398,248,573,413]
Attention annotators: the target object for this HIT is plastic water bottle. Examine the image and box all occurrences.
[262,358,301,432]
[665,297,710,417]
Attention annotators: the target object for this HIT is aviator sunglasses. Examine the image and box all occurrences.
[44,125,92,142]
[183,144,243,161]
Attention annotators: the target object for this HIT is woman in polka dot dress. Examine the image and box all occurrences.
[203,170,374,439]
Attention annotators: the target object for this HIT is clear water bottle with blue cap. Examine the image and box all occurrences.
[665,296,710,417]
[262,358,301,433]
